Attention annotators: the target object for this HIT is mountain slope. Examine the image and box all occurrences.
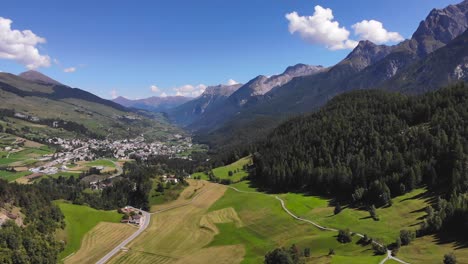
[188,64,324,131]
[168,83,242,126]
[113,96,191,112]
[0,72,181,141]
[19,70,62,85]
[383,29,468,93]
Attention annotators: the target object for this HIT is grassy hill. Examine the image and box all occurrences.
[0,72,182,141]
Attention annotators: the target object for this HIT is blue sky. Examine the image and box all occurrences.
[0,0,460,99]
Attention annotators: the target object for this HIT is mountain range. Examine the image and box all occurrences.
[113,96,191,112]
[0,0,466,150]
[178,0,468,150]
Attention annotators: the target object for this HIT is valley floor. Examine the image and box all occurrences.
[102,179,468,264]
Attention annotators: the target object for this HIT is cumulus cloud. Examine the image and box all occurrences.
[352,20,404,44]
[286,6,403,50]
[110,89,118,99]
[174,84,207,97]
[0,17,51,69]
[160,92,167,97]
[286,6,358,50]
[63,67,76,73]
[150,85,160,93]
[227,79,239,85]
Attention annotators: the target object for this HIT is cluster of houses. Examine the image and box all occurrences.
[46,135,194,161]
[120,206,143,225]
[26,135,194,177]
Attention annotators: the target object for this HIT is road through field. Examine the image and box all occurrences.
[97,181,218,264]
[95,207,150,264]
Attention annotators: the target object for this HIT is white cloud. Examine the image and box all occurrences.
[227,79,239,85]
[150,85,160,93]
[0,17,51,69]
[286,6,358,50]
[174,84,207,97]
[63,67,76,73]
[286,6,404,50]
[110,89,118,99]
[160,92,167,97]
[352,20,404,44]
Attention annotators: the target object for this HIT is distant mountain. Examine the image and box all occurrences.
[0,71,181,141]
[168,83,242,126]
[197,0,468,151]
[113,96,191,112]
[19,70,62,85]
[186,64,325,131]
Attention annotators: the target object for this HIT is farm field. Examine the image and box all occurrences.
[64,222,136,264]
[109,181,241,264]
[0,170,31,182]
[109,180,382,264]
[55,201,124,260]
[149,179,207,213]
[192,156,251,183]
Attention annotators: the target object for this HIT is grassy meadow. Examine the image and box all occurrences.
[55,201,124,260]
[192,156,252,183]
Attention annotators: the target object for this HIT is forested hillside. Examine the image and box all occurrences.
[253,84,467,237]
[0,180,64,263]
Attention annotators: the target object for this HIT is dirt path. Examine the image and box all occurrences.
[227,185,410,264]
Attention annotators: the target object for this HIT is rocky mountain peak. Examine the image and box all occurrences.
[202,84,242,97]
[283,64,325,77]
[412,0,468,55]
[340,40,393,71]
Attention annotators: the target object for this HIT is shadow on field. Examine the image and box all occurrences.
[434,232,468,250]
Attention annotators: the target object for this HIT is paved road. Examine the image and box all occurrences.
[96,183,215,264]
[95,207,150,264]
[228,186,410,264]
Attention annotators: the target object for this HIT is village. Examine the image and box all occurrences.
[27,135,194,175]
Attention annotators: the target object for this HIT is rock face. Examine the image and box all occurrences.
[230,64,325,106]
[19,70,62,85]
[383,29,468,93]
[412,0,468,55]
[338,41,394,71]
[113,96,191,112]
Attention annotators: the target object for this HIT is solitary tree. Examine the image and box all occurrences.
[334,202,342,215]
[264,248,293,264]
[337,229,352,243]
[443,252,457,264]
[369,205,379,220]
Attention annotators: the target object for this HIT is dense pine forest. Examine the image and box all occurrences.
[0,180,64,263]
[253,84,467,238]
